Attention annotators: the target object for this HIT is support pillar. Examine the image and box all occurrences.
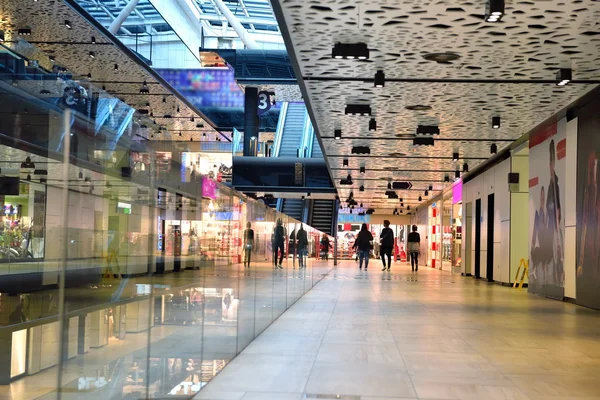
[244,87,258,157]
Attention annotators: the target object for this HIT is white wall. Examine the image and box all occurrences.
[510,151,530,284]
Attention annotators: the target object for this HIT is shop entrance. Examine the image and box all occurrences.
[487,193,495,282]
[474,199,481,279]
[464,202,473,276]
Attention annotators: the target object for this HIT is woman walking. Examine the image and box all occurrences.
[380,220,394,271]
[407,225,421,271]
[353,223,373,271]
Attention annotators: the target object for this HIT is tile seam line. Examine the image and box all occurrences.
[372,271,419,398]
[301,266,343,396]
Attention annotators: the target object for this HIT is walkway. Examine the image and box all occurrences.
[196,260,600,400]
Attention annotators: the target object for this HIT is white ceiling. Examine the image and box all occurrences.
[272,0,600,212]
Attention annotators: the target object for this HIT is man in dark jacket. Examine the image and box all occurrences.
[353,223,373,271]
[273,219,285,269]
[297,224,308,268]
[380,220,394,271]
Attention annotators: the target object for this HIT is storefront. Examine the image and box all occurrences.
[181,151,232,184]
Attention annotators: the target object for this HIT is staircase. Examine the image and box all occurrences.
[310,200,335,236]
[278,103,306,157]
[281,199,304,221]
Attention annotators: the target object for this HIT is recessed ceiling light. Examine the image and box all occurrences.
[18,27,32,35]
[492,116,501,129]
[556,68,572,86]
[416,125,440,135]
[345,104,371,116]
[413,137,435,146]
[332,42,370,60]
[374,70,385,88]
[334,129,342,140]
[422,52,461,63]
[485,0,505,22]
[405,105,432,111]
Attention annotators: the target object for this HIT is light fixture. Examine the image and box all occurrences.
[307,192,311,198]
[359,166,365,174]
[162,96,166,103]
[359,185,365,192]
[445,175,450,182]
[419,196,422,202]
[407,206,411,211]
[91,36,96,44]
[387,182,392,190]
[18,27,32,35]
[177,106,180,113]
[360,203,363,208]
[331,42,370,60]
[343,158,348,167]
[334,129,342,140]
[416,125,440,135]
[485,0,505,22]
[49,55,55,63]
[394,208,398,215]
[455,169,461,180]
[190,117,195,122]
[492,116,501,129]
[556,68,572,86]
[87,73,92,79]
[424,190,429,196]
[345,104,372,116]
[413,137,435,146]
[401,202,404,207]
[21,157,35,169]
[64,20,72,29]
[374,70,385,88]
[429,184,433,191]
[89,51,95,59]
[369,118,377,132]
[0,30,5,42]
[452,152,459,161]
[114,64,119,71]
[352,146,371,154]
[140,81,149,94]
[463,162,469,172]
[491,143,498,154]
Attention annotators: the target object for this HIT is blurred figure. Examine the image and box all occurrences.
[243,222,254,268]
[297,224,308,268]
[320,233,332,260]
[380,220,394,271]
[353,223,373,271]
[407,225,421,272]
[273,219,285,269]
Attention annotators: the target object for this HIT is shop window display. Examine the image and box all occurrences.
[0,181,45,261]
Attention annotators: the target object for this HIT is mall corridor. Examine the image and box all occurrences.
[196,262,600,400]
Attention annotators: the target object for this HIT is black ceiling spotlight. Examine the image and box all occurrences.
[0,30,4,42]
[18,27,32,35]
[407,206,411,211]
[401,202,404,207]
[49,55,56,63]
[343,158,349,167]
[89,51,95,59]
[359,185,365,192]
[418,196,422,202]
[64,20,72,29]
[307,192,311,198]
[463,162,469,172]
[359,166,365,174]
[91,36,96,44]
[334,129,342,140]
[196,123,204,128]
[455,169,461,180]
[452,152,459,161]
[429,184,433,191]
[21,157,35,169]
[360,203,364,208]
[345,104,372,116]
[340,174,353,185]
[332,42,370,60]
[491,143,498,154]
[492,116,501,129]
[114,63,119,71]
[369,118,377,132]
[374,70,385,88]
[140,81,149,94]
[416,125,440,135]
[413,137,435,146]
[87,73,92,79]
[393,208,398,215]
[387,182,392,190]
[485,0,505,22]
[424,190,429,196]
[556,68,572,86]
[445,174,450,182]
[352,146,371,154]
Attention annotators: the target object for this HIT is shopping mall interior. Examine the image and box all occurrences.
[0,0,600,399]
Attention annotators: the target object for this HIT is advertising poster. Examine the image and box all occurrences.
[528,122,566,299]
[576,102,600,309]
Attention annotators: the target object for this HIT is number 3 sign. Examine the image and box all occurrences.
[257,91,271,115]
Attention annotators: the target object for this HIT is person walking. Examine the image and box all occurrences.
[320,233,332,260]
[297,224,308,268]
[243,222,254,268]
[353,223,373,271]
[380,220,394,271]
[273,219,285,269]
[407,225,421,271]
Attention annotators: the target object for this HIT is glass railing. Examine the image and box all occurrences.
[0,40,334,399]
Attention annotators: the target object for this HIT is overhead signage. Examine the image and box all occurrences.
[338,214,371,223]
[257,91,272,115]
[339,207,364,214]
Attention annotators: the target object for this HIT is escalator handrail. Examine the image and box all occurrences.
[273,101,289,157]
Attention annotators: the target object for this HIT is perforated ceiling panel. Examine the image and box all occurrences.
[272,0,600,212]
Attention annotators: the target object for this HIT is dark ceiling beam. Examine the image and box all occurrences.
[304,76,600,85]
[333,168,460,172]
[321,137,515,142]
[329,155,489,160]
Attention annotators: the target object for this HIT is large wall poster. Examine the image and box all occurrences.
[576,101,600,309]
[529,121,566,299]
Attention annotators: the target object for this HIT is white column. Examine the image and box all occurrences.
[212,0,259,49]
[108,0,141,35]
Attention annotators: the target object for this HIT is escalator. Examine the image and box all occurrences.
[277,102,307,157]
[310,133,323,158]
[281,198,304,221]
[309,200,336,236]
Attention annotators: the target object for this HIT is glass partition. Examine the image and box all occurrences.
[0,39,333,399]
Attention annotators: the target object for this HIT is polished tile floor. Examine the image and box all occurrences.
[196,261,600,400]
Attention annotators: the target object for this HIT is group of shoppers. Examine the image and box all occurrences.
[353,221,421,271]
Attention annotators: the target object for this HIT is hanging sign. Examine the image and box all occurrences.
[257,91,271,115]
